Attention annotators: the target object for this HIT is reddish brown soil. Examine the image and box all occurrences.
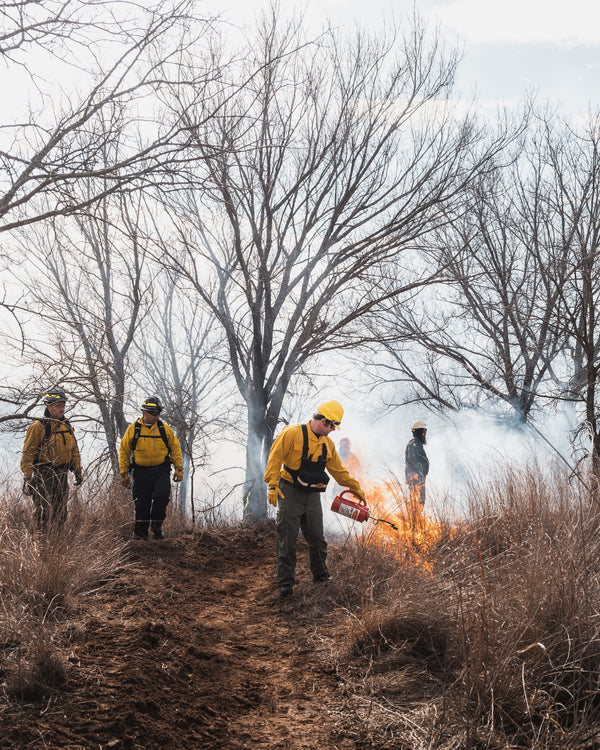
[0,524,361,749]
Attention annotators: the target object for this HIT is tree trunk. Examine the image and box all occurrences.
[243,395,272,521]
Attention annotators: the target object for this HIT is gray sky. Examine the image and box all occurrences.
[202,0,600,117]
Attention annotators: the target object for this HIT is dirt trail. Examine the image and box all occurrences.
[1,524,358,749]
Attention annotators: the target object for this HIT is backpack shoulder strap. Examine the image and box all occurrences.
[61,418,73,435]
[130,420,171,461]
[156,420,171,454]
[301,423,309,459]
[130,420,142,452]
[33,419,54,464]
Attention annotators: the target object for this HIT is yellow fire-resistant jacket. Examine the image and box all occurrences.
[264,422,363,495]
[21,418,82,479]
[118,419,183,475]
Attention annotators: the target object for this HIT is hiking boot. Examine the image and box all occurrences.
[313,573,331,583]
[153,529,165,540]
[279,584,293,597]
[133,533,148,541]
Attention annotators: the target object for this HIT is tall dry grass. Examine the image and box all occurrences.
[327,462,600,749]
[0,475,228,703]
[0,483,132,699]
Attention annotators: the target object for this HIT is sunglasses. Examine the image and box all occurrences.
[322,418,339,428]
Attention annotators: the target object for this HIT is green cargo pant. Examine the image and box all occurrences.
[276,480,328,587]
[31,464,70,532]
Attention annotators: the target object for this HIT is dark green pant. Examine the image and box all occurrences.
[31,464,70,532]
[276,481,328,587]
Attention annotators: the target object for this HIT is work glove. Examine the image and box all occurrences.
[120,473,131,489]
[352,487,366,502]
[74,469,83,487]
[173,466,183,483]
[22,478,33,496]
[268,485,284,508]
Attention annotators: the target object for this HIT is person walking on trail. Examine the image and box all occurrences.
[405,420,429,508]
[21,391,83,532]
[119,397,184,541]
[264,399,366,597]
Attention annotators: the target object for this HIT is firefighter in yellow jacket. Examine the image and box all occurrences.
[264,400,365,596]
[21,391,83,531]
[119,397,183,540]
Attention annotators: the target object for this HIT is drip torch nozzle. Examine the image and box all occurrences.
[371,517,398,531]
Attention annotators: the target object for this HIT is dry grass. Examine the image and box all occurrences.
[0,485,131,699]
[3,462,600,748]
[329,463,600,749]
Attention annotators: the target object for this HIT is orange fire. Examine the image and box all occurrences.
[358,479,450,568]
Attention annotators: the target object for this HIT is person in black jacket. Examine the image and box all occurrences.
[405,420,429,507]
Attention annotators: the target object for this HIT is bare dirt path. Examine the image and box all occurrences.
[1,524,358,749]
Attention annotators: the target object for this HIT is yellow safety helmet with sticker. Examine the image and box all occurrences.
[43,391,67,404]
[141,397,163,415]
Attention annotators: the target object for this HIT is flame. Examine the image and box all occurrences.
[360,479,450,570]
[333,444,452,570]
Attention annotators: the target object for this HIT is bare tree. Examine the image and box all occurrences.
[539,115,600,482]
[11,184,155,477]
[0,0,218,233]
[367,137,567,423]
[1,0,97,59]
[130,266,231,518]
[155,10,511,519]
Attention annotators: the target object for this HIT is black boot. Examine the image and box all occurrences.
[152,523,164,540]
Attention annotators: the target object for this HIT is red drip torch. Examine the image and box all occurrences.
[331,490,398,531]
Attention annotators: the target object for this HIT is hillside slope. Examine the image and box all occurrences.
[1,524,360,749]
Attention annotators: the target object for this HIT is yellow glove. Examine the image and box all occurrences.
[120,473,131,489]
[352,486,365,502]
[268,485,284,507]
[173,466,183,483]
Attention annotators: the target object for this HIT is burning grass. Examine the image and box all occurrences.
[328,463,600,749]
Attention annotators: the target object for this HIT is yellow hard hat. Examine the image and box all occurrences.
[412,420,427,430]
[316,400,344,429]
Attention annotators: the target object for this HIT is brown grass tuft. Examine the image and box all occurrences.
[330,462,600,748]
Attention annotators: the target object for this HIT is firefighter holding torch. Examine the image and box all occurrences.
[264,400,366,597]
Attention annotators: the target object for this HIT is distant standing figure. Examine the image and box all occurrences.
[331,436,362,498]
[338,437,361,477]
[21,391,83,531]
[405,420,429,507]
[119,397,183,541]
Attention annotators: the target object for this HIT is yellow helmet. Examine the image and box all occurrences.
[316,400,344,429]
[412,420,427,430]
